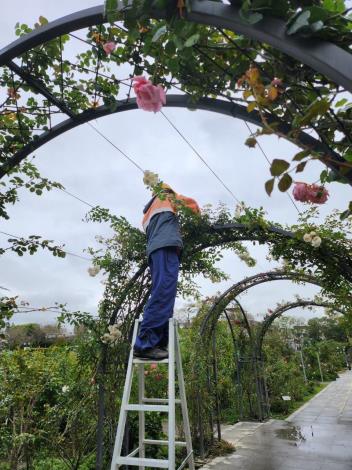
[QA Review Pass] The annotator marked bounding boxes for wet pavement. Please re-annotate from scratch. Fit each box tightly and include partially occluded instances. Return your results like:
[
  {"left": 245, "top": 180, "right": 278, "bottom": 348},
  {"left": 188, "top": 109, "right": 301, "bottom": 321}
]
[{"left": 201, "top": 370, "right": 352, "bottom": 470}]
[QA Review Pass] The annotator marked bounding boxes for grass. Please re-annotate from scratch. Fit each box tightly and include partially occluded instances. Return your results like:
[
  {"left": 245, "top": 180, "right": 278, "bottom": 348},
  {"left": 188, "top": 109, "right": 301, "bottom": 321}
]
[{"left": 270, "top": 381, "right": 329, "bottom": 420}]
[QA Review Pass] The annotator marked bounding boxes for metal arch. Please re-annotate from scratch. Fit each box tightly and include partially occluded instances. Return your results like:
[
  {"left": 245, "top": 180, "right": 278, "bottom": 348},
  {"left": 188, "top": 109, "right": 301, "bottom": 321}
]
[
  {"left": 0, "top": 95, "right": 348, "bottom": 180},
  {"left": 0, "top": 2, "right": 351, "bottom": 93},
  {"left": 200, "top": 270, "right": 323, "bottom": 336},
  {"left": 0, "top": 6, "right": 104, "bottom": 65},
  {"left": 257, "top": 299, "right": 345, "bottom": 351},
  {"left": 206, "top": 223, "right": 352, "bottom": 282}
]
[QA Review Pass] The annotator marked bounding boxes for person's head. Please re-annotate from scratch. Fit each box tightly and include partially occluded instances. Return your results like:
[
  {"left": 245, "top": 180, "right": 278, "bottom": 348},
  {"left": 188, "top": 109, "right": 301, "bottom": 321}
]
[{"left": 161, "top": 182, "right": 175, "bottom": 193}]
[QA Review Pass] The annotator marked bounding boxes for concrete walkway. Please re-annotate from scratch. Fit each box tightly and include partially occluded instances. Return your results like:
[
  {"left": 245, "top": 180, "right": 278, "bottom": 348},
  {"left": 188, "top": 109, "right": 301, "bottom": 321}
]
[{"left": 201, "top": 370, "right": 352, "bottom": 470}]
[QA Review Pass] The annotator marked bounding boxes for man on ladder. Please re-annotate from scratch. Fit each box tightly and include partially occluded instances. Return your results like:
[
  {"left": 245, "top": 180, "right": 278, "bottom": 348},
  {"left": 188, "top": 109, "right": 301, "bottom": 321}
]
[{"left": 134, "top": 180, "right": 200, "bottom": 361}]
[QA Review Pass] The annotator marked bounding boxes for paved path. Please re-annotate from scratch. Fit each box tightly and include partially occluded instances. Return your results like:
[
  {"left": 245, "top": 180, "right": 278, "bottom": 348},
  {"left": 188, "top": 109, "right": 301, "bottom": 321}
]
[{"left": 201, "top": 370, "right": 352, "bottom": 470}]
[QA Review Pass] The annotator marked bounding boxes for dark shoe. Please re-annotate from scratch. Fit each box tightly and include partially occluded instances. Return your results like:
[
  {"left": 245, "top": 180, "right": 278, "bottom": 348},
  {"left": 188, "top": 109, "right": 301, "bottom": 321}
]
[{"left": 134, "top": 347, "right": 168, "bottom": 361}]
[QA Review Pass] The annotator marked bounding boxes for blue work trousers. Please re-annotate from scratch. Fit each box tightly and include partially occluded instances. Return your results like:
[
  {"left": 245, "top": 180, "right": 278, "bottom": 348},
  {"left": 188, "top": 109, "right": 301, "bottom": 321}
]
[{"left": 135, "top": 247, "right": 180, "bottom": 351}]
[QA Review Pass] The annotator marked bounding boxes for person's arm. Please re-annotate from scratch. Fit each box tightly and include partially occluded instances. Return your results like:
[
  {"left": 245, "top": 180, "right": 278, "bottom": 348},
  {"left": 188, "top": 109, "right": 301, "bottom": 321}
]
[{"left": 176, "top": 194, "right": 201, "bottom": 214}]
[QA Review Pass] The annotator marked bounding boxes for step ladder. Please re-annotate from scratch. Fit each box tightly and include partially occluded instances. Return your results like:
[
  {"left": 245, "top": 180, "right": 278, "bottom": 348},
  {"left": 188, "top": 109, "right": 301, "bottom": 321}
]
[{"left": 111, "top": 318, "right": 195, "bottom": 470}]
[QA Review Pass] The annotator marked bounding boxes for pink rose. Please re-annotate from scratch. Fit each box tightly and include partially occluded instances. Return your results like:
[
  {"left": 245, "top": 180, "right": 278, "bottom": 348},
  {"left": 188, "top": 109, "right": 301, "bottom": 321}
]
[
  {"left": 103, "top": 41, "right": 116, "bottom": 55},
  {"left": 292, "top": 182, "right": 310, "bottom": 202},
  {"left": 293, "top": 182, "right": 329, "bottom": 204},
  {"left": 133, "top": 76, "right": 149, "bottom": 92},
  {"left": 132, "top": 76, "right": 166, "bottom": 113},
  {"left": 271, "top": 77, "right": 283, "bottom": 87},
  {"left": 307, "top": 184, "right": 329, "bottom": 204}
]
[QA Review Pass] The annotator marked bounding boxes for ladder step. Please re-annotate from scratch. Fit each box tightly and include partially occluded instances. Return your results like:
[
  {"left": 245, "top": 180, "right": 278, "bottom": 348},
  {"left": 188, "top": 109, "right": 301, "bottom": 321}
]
[
  {"left": 125, "top": 404, "right": 168, "bottom": 412},
  {"left": 115, "top": 457, "right": 169, "bottom": 468},
  {"left": 143, "top": 398, "right": 181, "bottom": 404},
  {"left": 144, "top": 439, "right": 187, "bottom": 447},
  {"left": 133, "top": 358, "right": 169, "bottom": 364}
]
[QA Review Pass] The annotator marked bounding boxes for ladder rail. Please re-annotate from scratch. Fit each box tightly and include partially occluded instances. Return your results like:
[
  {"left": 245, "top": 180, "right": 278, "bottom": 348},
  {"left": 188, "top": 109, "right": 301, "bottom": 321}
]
[
  {"left": 168, "top": 318, "right": 176, "bottom": 470},
  {"left": 177, "top": 451, "right": 194, "bottom": 470},
  {"left": 176, "top": 326, "right": 195, "bottom": 470},
  {"left": 138, "top": 363, "right": 145, "bottom": 470},
  {"left": 110, "top": 321, "right": 139, "bottom": 470}
]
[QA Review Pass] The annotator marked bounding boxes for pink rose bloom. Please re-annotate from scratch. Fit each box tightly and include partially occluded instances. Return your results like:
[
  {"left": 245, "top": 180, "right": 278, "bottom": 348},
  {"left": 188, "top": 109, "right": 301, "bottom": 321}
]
[
  {"left": 307, "top": 184, "right": 329, "bottom": 204},
  {"left": 292, "top": 182, "right": 310, "bottom": 202},
  {"left": 293, "top": 182, "right": 329, "bottom": 204},
  {"left": 103, "top": 41, "right": 116, "bottom": 55},
  {"left": 132, "top": 76, "right": 166, "bottom": 113},
  {"left": 271, "top": 77, "right": 283, "bottom": 87}
]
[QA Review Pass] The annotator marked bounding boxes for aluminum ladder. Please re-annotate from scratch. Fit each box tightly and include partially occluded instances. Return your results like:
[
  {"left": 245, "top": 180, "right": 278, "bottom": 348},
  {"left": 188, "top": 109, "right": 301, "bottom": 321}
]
[{"left": 110, "top": 318, "right": 195, "bottom": 470}]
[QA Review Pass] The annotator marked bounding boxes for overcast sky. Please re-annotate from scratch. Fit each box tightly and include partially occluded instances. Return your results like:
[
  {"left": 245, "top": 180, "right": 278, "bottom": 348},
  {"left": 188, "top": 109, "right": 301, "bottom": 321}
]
[{"left": 1, "top": 0, "right": 351, "bottom": 327}]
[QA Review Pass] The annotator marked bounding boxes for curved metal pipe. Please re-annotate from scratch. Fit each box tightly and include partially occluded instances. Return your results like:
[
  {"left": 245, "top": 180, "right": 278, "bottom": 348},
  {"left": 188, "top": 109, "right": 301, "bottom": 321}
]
[
  {"left": 0, "top": 2, "right": 351, "bottom": 93},
  {"left": 200, "top": 271, "right": 322, "bottom": 336},
  {"left": 0, "top": 95, "right": 347, "bottom": 180},
  {"left": 257, "top": 299, "right": 345, "bottom": 351}
]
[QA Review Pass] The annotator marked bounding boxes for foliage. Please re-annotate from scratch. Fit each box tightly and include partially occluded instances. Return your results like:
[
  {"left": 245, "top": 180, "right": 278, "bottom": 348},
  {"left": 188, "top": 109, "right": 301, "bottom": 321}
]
[
  {"left": 0, "top": 296, "right": 17, "bottom": 330},
  {"left": 0, "top": 345, "right": 96, "bottom": 470},
  {"left": 0, "top": 305, "right": 349, "bottom": 467},
  {"left": 0, "top": 232, "right": 66, "bottom": 258}
]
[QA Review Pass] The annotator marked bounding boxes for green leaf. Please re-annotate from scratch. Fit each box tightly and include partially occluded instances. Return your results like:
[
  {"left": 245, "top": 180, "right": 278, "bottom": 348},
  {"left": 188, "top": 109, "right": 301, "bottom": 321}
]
[
  {"left": 247, "top": 102, "right": 256, "bottom": 112},
  {"left": 320, "top": 169, "right": 329, "bottom": 183},
  {"left": 184, "top": 33, "right": 200, "bottom": 48},
  {"left": 293, "top": 150, "right": 310, "bottom": 161},
  {"left": 309, "top": 6, "right": 332, "bottom": 23},
  {"left": 296, "top": 161, "right": 307, "bottom": 173},
  {"left": 167, "top": 57, "right": 180, "bottom": 74},
  {"left": 340, "top": 202, "right": 352, "bottom": 220},
  {"left": 344, "top": 151, "right": 352, "bottom": 162},
  {"left": 309, "top": 20, "right": 324, "bottom": 33},
  {"left": 297, "top": 99, "right": 330, "bottom": 127},
  {"left": 104, "top": 0, "right": 118, "bottom": 24},
  {"left": 173, "top": 36, "right": 184, "bottom": 50},
  {"left": 152, "top": 25, "right": 167, "bottom": 42},
  {"left": 39, "top": 16, "right": 48, "bottom": 26},
  {"left": 270, "top": 0, "right": 291, "bottom": 17},
  {"left": 335, "top": 98, "right": 348, "bottom": 108},
  {"left": 287, "top": 10, "right": 311, "bottom": 35},
  {"left": 322, "top": 0, "right": 345, "bottom": 14},
  {"left": 278, "top": 173, "right": 293, "bottom": 192},
  {"left": 326, "top": 170, "right": 349, "bottom": 184},
  {"left": 265, "top": 178, "right": 275, "bottom": 196},
  {"left": 245, "top": 137, "right": 257, "bottom": 148},
  {"left": 270, "top": 159, "right": 290, "bottom": 177},
  {"left": 239, "top": 10, "right": 264, "bottom": 24}
]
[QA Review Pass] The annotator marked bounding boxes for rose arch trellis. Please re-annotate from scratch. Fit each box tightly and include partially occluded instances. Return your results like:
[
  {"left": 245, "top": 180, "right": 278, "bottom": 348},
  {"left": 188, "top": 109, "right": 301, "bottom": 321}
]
[
  {"left": 210, "top": 299, "right": 343, "bottom": 431},
  {"left": 198, "top": 269, "right": 346, "bottom": 427},
  {"left": 0, "top": 1, "right": 352, "bottom": 182}
]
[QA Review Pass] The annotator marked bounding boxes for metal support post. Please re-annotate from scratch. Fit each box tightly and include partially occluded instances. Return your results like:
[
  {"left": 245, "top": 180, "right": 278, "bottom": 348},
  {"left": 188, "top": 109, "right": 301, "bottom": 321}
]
[{"left": 316, "top": 352, "right": 324, "bottom": 383}]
